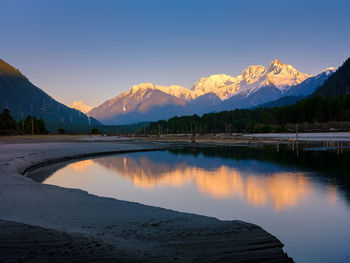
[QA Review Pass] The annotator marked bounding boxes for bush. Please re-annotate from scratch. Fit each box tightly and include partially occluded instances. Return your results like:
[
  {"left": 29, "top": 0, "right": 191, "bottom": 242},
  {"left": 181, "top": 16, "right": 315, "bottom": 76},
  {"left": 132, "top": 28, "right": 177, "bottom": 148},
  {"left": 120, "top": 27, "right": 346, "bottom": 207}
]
[
  {"left": 90, "top": 128, "right": 100, "bottom": 134},
  {"left": 0, "top": 109, "right": 16, "bottom": 130}
]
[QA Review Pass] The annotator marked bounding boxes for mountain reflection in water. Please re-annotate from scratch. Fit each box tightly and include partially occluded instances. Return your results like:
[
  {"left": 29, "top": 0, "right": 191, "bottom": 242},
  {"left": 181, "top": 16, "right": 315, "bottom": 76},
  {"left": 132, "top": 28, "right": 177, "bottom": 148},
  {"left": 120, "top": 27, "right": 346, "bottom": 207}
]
[
  {"left": 29, "top": 146, "right": 350, "bottom": 263},
  {"left": 70, "top": 159, "right": 94, "bottom": 172},
  {"left": 89, "top": 156, "right": 312, "bottom": 212}
]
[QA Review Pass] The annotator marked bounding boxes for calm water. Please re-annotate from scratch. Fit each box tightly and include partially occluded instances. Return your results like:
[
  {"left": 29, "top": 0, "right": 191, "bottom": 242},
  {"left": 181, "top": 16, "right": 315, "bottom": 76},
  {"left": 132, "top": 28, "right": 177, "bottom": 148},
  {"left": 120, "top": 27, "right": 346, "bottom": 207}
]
[{"left": 28, "top": 146, "right": 350, "bottom": 263}]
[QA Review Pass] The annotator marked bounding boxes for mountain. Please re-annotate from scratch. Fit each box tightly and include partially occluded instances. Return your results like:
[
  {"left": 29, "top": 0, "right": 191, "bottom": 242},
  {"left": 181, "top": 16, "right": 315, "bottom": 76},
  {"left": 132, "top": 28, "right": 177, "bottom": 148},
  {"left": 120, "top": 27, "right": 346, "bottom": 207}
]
[
  {"left": 187, "top": 92, "right": 222, "bottom": 115},
  {"left": 218, "top": 85, "right": 284, "bottom": 111},
  {"left": 88, "top": 83, "right": 188, "bottom": 124},
  {"left": 216, "top": 59, "right": 311, "bottom": 111},
  {"left": 253, "top": 96, "right": 305, "bottom": 109},
  {"left": 313, "top": 58, "right": 350, "bottom": 97},
  {"left": 89, "top": 59, "right": 332, "bottom": 124},
  {"left": 0, "top": 59, "right": 100, "bottom": 129},
  {"left": 253, "top": 67, "right": 336, "bottom": 109},
  {"left": 285, "top": 67, "right": 335, "bottom": 97},
  {"left": 191, "top": 74, "right": 240, "bottom": 100},
  {"left": 70, "top": 101, "right": 93, "bottom": 114},
  {"left": 190, "top": 60, "right": 310, "bottom": 100}
]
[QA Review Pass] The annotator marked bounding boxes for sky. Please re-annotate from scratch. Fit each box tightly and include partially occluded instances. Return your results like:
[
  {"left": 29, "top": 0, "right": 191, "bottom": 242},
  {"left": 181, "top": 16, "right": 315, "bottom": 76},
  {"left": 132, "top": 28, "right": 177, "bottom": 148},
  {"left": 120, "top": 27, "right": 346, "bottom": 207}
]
[{"left": 1, "top": 0, "right": 350, "bottom": 107}]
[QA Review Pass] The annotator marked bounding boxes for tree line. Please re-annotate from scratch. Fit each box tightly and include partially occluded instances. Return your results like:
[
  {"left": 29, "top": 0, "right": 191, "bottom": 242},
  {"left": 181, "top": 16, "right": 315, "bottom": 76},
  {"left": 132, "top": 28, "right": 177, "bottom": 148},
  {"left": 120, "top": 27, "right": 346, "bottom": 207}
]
[
  {"left": 143, "top": 95, "right": 350, "bottom": 134},
  {"left": 0, "top": 109, "right": 47, "bottom": 135}
]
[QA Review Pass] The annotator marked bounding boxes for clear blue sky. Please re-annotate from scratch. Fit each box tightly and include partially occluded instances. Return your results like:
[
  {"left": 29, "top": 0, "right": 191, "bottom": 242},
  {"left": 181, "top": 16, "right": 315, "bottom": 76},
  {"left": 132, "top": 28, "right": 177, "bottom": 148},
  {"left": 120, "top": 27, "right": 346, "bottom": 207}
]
[{"left": 1, "top": 0, "right": 349, "bottom": 107}]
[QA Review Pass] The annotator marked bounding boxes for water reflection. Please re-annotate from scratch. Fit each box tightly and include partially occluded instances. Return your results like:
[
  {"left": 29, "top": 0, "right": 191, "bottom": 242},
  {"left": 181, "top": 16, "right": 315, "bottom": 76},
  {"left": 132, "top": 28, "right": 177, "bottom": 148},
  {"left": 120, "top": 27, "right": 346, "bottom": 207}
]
[
  {"left": 70, "top": 154, "right": 314, "bottom": 212},
  {"left": 28, "top": 147, "right": 350, "bottom": 263},
  {"left": 70, "top": 159, "right": 94, "bottom": 172}
]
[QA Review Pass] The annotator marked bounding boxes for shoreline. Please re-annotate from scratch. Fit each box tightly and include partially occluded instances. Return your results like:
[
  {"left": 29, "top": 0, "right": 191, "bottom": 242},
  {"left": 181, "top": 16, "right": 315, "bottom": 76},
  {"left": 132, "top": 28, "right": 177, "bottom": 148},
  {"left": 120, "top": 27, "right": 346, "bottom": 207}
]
[
  {"left": 0, "top": 136, "right": 292, "bottom": 262},
  {"left": 22, "top": 148, "right": 163, "bottom": 176}
]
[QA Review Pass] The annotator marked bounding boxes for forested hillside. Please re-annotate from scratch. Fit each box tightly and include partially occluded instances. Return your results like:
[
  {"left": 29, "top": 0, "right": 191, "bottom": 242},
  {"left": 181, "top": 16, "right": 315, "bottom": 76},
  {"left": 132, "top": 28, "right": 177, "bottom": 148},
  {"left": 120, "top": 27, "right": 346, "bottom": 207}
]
[
  {"left": 313, "top": 58, "right": 350, "bottom": 96},
  {"left": 145, "top": 95, "right": 350, "bottom": 134},
  {"left": 0, "top": 59, "right": 100, "bottom": 128}
]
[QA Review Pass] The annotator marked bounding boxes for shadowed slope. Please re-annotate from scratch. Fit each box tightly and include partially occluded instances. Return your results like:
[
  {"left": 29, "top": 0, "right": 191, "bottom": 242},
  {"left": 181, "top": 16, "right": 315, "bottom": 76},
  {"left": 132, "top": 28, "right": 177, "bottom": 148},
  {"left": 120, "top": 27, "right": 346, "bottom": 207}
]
[
  {"left": 0, "top": 59, "right": 100, "bottom": 126},
  {"left": 313, "top": 58, "right": 350, "bottom": 97}
]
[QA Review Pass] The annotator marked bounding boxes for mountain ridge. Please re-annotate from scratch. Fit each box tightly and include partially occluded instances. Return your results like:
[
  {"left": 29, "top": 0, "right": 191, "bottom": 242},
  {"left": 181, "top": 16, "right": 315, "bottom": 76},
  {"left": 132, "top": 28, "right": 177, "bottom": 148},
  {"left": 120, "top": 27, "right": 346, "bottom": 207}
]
[
  {"left": 89, "top": 59, "right": 332, "bottom": 124},
  {"left": 70, "top": 101, "right": 93, "bottom": 114},
  {"left": 251, "top": 68, "right": 336, "bottom": 109},
  {"left": 313, "top": 58, "right": 350, "bottom": 97},
  {"left": 0, "top": 59, "right": 101, "bottom": 129}
]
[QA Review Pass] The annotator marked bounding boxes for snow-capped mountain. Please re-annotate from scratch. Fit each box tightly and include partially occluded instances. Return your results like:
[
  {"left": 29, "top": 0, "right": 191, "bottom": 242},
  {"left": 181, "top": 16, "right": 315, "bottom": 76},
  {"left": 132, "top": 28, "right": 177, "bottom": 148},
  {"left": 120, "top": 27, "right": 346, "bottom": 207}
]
[
  {"left": 88, "top": 59, "right": 333, "bottom": 124},
  {"left": 88, "top": 83, "right": 188, "bottom": 124},
  {"left": 215, "top": 60, "right": 317, "bottom": 110},
  {"left": 250, "top": 67, "right": 336, "bottom": 109},
  {"left": 237, "top": 59, "right": 310, "bottom": 95},
  {"left": 70, "top": 101, "right": 93, "bottom": 114},
  {"left": 191, "top": 59, "right": 310, "bottom": 100},
  {"left": 191, "top": 74, "right": 240, "bottom": 100},
  {"left": 285, "top": 67, "right": 335, "bottom": 97}
]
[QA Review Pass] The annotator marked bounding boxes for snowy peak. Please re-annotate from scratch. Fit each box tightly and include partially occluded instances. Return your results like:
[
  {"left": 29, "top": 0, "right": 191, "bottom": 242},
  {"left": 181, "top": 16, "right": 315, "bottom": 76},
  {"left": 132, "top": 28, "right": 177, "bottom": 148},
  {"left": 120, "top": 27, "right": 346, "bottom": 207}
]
[
  {"left": 322, "top": 67, "right": 336, "bottom": 72},
  {"left": 241, "top": 65, "right": 266, "bottom": 84},
  {"left": 267, "top": 59, "right": 285, "bottom": 73},
  {"left": 268, "top": 58, "right": 284, "bottom": 68},
  {"left": 129, "top": 82, "right": 159, "bottom": 94},
  {"left": 70, "top": 101, "right": 93, "bottom": 114},
  {"left": 284, "top": 66, "right": 335, "bottom": 97},
  {"left": 191, "top": 59, "right": 311, "bottom": 99},
  {"left": 192, "top": 74, "right": 236, "bottom": 91},
  {"left": 322, "top": 67, "right": 336, "bottom": 75},
  {"left": 110, "top": 59, "right": 313, "bottom": 103},
  {"left": 191, "top": 74, "right": 239, "bottom": 99},
  {"left": 128, "top": 82, "right": 194, "bottom": 101},
  {"left": 88, "top": 59, "right": 337, "bottom": 124},
  {"left": 88, "top": 59, "right": 333, "bottom": 124},
  {"left": 88, "top": 82, "right": 188, "bottom": 123},
  {"left": 263, "top": 59, "right": 310, "bottom": 89}
]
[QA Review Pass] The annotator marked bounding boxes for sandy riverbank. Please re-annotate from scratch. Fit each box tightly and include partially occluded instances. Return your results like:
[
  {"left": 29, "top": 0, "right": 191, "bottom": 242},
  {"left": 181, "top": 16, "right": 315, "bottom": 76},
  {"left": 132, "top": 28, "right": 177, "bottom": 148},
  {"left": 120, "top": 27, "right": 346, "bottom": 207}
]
[
  {"left": 140, "top": 132, "right": 350, "bottom": 148},
  {"left": 0, "top": 135, "right": 292, "bottom": 262}
]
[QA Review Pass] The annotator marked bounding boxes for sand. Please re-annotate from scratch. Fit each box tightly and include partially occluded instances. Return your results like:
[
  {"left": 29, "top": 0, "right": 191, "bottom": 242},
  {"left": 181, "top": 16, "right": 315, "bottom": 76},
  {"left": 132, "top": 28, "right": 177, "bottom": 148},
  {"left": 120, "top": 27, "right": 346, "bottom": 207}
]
[
  {"left": 0, "top": 135, "right": 292, "bottom": 262},
  {"left": 242, "top": 132, "right": 350, "bottom": 142}
]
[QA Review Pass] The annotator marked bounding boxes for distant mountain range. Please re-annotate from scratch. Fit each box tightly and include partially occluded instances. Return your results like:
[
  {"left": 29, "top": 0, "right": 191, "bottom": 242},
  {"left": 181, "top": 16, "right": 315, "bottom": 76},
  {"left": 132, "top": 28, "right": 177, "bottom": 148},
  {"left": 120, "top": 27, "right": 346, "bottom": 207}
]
[
  {"left": 146, "top": 57, "right": 350, "bottom": 135},
  {"left": 70, "top": 101, "right": 93, "bottom": 114},
  {"left": 0, "top": 59, "right": 100, "bottom": 129},
  {"left": 87, "top": 59, "right": 335, "bottom": 124},
  {"left": 254, "top": 67, "right": 336, "bottom": 109},
  {"left": 0, "top": 57, "right": 338, "bottom": 128}
]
